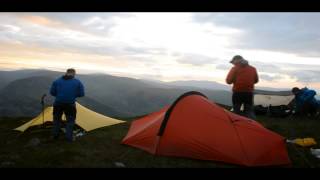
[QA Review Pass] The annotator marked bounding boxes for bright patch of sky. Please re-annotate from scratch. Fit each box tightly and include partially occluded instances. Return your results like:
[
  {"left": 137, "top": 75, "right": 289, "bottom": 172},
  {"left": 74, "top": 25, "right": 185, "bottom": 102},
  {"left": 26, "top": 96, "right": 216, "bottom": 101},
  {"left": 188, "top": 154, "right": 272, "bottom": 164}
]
[{"left": 0, "top": 13, "right": 320, "bottom": 91}]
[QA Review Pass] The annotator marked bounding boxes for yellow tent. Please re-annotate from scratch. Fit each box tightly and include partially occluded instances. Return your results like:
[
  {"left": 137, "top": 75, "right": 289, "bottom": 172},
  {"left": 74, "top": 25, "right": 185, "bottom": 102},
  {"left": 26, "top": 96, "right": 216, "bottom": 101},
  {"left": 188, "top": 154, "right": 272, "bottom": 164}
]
[{"left": 14, "top": 103, "right": 125, "bottom": 132}]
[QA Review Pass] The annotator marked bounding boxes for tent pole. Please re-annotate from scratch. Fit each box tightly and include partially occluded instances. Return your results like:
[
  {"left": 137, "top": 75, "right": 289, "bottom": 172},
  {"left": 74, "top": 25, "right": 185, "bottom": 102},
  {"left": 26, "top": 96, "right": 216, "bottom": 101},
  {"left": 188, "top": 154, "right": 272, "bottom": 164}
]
[
  {"left": 41, "top": 94, "right": 46, "bottom": 128},
  {"left": 42, "top": 104, "right": 44, "bottom": 127}
]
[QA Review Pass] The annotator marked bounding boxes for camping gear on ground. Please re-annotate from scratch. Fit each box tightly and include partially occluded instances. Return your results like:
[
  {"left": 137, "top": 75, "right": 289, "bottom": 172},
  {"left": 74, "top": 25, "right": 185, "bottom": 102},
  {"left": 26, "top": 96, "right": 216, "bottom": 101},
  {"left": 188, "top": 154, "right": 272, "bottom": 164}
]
[
  {"left": 310, "top": 148, "right": 320, "bottom": 159},
  {"left": 254, "top": 90, "right": 294, "bottom": 117},
  {"left": 14, "top": 102, "right": 125, "bottom": 132},
  {"left": 60, "top": 128, "right": 84, "bottom": 138},
  {"left": 122, "top": 91, "right": 291, "bottom": 167},
  {"left": 114, "top": 162, "right": 126, "bottom": 168},
  {"left": 75, "top": 131, "right": 86, "bottom": 138},
  {"left": 268, "top": 105, "right": 292, "bottom": 117},
  {"left": 286, "top": 138, "right": 317, "bottom": 147}
]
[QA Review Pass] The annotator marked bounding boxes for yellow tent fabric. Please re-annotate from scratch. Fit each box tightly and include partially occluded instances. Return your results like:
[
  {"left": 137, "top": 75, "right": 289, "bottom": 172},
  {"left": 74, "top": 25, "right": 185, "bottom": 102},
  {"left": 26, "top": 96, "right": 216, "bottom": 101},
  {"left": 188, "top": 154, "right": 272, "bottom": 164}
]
[
  {"left": 293, "top": 138, "right": 317, "bottom": 147},
  {"left": 14, "top": 103, "right": 125, "bottom": 132}
]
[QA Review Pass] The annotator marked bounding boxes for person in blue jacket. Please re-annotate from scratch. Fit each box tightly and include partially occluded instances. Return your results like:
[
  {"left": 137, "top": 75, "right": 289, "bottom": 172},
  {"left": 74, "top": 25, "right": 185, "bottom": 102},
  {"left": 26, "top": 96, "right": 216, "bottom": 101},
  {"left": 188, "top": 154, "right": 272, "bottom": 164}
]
[
  {"left": 50, "top": 68, "right": 85, "bottom": 142},
  {"left": 292, "top": 87, "right": 320, "bottom": 116}
]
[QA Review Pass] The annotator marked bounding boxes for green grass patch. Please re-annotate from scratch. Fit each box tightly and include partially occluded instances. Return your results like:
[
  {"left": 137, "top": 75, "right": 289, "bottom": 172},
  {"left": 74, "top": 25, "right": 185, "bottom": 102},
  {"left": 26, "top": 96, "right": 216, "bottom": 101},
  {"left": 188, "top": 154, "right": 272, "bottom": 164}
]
[{"left": 0, "top": 115, "right": 319, "bottom": 168}]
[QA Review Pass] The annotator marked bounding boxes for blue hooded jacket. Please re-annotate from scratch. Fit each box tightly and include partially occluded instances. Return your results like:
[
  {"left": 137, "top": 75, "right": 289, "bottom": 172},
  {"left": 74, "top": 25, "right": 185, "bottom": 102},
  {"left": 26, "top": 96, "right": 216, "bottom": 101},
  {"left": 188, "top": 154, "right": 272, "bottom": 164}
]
[
  {"left": 294, "top": 87, "right": 320, "bottom": 111},
  {"left": 50, "top": 75, "right": 85, "bottom": 104}
]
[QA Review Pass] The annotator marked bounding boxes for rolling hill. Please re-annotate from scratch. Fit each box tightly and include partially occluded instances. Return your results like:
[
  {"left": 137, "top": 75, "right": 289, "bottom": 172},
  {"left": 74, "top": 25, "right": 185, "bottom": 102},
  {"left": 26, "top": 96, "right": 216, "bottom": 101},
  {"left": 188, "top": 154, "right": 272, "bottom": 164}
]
[
  {"left": 0, "top": 76, "right": 128, "bottom": 118},
  {"left": 0, "top": 69, "right": 232, "bottom": 118}
]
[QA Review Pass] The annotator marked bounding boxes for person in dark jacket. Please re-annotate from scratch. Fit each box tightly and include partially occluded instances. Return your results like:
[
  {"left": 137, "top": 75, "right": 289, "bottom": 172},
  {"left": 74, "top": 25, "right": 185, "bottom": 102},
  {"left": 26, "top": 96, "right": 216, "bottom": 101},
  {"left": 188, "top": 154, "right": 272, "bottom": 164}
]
[
  {"left": 292, "top": 87, "right": 320, "bottom": 116},
  {"left": 50, "top": 68, "right": 85, "bottom": 142},
  {"left": 226, "top": 55, "right": 259, "bottom": 120}
]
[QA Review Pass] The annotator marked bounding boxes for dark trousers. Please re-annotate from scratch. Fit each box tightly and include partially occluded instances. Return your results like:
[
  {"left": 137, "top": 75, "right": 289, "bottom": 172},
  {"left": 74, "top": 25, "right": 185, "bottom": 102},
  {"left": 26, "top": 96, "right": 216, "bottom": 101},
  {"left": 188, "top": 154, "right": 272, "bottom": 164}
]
[
  {"left": 232, "top": 92, "right": 256, "bottom": 120},
  {"left": 52, "top": 103, "right": 77, "bottom": 141},
  {"left": 299, "top": 102, "right": 319, "bottom": 116}
]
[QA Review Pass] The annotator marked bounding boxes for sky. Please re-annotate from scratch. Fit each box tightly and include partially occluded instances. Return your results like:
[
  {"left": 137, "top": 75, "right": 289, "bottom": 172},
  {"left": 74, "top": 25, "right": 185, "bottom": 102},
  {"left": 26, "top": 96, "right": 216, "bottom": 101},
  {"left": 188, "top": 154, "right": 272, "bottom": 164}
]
[{"left": 0, "top": 12, "right": 320, "bottom": 91}]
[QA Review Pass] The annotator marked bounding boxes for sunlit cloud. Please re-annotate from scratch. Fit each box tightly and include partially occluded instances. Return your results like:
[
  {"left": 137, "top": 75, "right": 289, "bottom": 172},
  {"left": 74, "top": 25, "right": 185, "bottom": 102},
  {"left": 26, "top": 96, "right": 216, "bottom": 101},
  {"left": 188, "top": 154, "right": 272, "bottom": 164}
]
[{"left": 0, "top": 13, "right": 320, "bottom": 91}]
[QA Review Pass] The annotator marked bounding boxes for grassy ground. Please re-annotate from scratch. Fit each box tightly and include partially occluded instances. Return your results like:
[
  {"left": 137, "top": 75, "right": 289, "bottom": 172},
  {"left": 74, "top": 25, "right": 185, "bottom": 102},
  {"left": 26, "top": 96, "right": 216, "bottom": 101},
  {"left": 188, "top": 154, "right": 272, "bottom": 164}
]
[{"left": 0, "top": 115, "right": 319, "bottom": 168}]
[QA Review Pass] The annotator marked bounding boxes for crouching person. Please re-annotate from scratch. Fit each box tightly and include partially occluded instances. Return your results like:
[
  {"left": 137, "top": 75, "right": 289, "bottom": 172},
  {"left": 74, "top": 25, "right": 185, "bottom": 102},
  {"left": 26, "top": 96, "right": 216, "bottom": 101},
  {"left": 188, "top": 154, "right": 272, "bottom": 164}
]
[
  {"left": 292, "top": 87, "right": 320, "bottom": 117},
  {"left": 50, "top": 68, "right": 85, "bottom": 142}
]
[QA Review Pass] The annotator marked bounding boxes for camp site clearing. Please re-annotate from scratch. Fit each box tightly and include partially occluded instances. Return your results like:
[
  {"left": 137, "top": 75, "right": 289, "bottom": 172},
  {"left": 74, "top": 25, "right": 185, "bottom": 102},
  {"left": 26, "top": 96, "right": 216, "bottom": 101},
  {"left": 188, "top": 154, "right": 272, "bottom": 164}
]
[{"left": 0, "top": 115, "right": 320, "bottom": 168}]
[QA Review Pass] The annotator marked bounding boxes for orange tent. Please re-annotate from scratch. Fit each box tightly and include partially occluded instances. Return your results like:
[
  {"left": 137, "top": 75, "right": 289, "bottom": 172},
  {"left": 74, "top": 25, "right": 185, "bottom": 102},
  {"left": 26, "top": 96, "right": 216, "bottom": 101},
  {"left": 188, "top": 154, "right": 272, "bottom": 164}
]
[{"left": 122, "top": 91, "right": 291, "bottom": 167}]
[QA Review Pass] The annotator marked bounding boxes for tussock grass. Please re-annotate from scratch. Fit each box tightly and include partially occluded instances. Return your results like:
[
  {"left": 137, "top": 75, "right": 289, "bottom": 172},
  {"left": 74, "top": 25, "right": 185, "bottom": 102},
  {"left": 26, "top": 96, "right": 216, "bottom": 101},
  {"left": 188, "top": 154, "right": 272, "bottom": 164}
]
[{"left": 0, "top": 115, "right": 319, "bottom": 168}]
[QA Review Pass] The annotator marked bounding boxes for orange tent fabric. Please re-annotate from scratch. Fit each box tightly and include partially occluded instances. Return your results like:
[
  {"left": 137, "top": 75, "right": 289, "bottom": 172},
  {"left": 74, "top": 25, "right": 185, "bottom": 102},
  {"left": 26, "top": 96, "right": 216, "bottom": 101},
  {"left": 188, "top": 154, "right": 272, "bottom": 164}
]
[{"left": 122, "top": 91, "right": 291, "bottom": 167}]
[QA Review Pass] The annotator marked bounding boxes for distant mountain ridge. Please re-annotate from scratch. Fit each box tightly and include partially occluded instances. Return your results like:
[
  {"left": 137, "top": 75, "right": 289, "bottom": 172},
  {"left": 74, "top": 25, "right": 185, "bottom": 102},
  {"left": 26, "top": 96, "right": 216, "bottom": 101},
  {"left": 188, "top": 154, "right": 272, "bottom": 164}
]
[
  {"left": 0, "top": 69, "right": 232, "bottom": 118},
  {"left": 141, "top": 79, "right": 291, "bottom": 92},
  {"left": 0, "top": 69, "right": 297, "bottom": 118},
  {"left": 167, "top": 80, "right": 231, "bottom": 91}
]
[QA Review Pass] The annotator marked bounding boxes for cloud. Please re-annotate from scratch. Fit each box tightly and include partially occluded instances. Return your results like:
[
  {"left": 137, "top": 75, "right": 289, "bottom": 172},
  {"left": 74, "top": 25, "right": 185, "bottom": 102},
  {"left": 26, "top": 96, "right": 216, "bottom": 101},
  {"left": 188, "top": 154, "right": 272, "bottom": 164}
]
[
  {"left": 1, "top": 12, "right": 320, "bottom": 87},
  {"left": 15, "top": 13, "right": 134, "bottom": 36},
  {"left": 0, "top": 23, "right": 126, "bottom": 58},
  {"left": 215, "top": 64, "right": 230, "bottom": 70},
  {"left": 192, "top": 13, "right": 320, "bottom": 57},
  {"left": 0, "top": 24, "right": 20, "bottom": 33},
  {"left": 20, "top": 15, "right": 63, "bottom": 28},
  {"left": 0, "top": 13, "right": 134, "bottom": 47},
  {"left": 122, "top": 46, "right": 167, "bottom": 55},
  {"left": 176, "top": 54, "right": 217, "bottom": 66},
  {"left": 0, "top": 13, "right": 169, "bottom": 60},
  {"left": 259, "top": 74, "right": 274, "bottom": 81},
  {"left": 259, "top": 74, "right": 284, "bottom": 81},
  {"left": 250, "top": 61, "right": 283, "bottom": 74},
  {"left": 287, "top": 70, "right": 320, "bottom": 83},
  {"left": 249, "top": 61, "right": 320, "bottom": 83}
]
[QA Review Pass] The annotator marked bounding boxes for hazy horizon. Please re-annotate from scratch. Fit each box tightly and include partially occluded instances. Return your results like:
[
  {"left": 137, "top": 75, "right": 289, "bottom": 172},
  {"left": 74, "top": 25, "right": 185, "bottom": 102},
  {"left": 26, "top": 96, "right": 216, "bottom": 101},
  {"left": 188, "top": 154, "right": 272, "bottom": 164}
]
[{"left": 0, "top": 67, "right": 299, "bottom": 92}]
